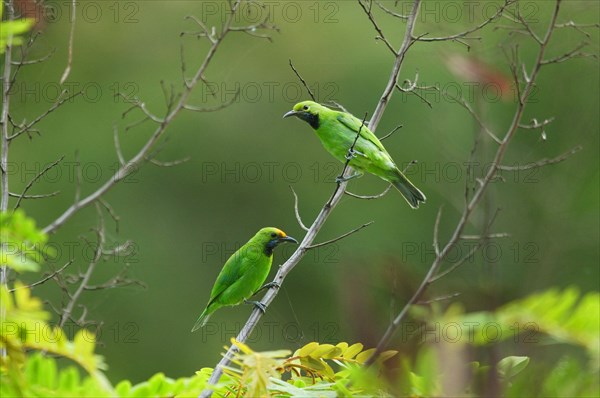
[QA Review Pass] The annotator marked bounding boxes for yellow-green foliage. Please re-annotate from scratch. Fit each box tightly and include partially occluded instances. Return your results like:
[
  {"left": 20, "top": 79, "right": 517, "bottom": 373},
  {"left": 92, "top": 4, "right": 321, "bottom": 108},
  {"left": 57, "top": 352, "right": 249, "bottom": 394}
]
[
  {"left": 0, "top": 282, "right": 110, "bottom": 396},
  {"left": 0, "top": 210, "right": 54, "bottom": 273},
  {"left": 435, "top": 287, "right": 600, "bottom": 365},
  {"left": 221, "top": 339, "right": 397, "bottom": 397},
  {"left": 1, "top": 211, "right": 598, "bottom": 397},
  {"left": 0, "top": 6, "right": 34, "bottom": 53}
]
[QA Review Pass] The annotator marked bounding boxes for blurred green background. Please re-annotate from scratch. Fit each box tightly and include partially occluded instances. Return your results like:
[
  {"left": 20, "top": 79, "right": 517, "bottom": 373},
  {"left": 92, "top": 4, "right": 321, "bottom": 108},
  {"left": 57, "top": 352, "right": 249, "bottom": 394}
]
[{"left": 7, "top": 0, "right": 599, "bottom": 384}]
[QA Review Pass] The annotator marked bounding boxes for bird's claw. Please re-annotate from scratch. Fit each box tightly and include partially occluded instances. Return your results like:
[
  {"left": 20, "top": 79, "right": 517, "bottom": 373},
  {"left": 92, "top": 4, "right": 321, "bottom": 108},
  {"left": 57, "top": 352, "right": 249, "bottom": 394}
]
[
  {"left": 261, "top": 281, "right": 281, "bottom": 290},
  {"left": 345, "top": 149, "right": 365, "bottom": 160},
  {"left": 244, "top": 299, "right": 267, "bottom": 313},
  {"left": 336, "top": 172, "right": 363, "bottom": 184}
]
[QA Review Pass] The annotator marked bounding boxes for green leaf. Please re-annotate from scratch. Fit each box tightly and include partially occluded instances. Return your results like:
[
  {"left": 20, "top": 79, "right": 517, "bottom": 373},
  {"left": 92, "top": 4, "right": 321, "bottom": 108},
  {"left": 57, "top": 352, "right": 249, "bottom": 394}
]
[
  {"left": 355, "top": 348, "right": 376, "bottom": 364},
  {"left": 498, "top": 356, "right": 530, "bottom": 379},
  {"left": 342, "top": 343, "right": 363, "bottom": 360}
]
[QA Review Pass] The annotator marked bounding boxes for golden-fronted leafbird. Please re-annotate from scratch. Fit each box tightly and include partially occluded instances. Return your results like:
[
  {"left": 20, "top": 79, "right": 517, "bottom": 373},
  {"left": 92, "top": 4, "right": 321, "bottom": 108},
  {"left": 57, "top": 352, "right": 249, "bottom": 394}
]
[
  {"left": 284, "top": 101, "right": 426, "bottom": 208},
  {"left": 192, "top": 227, "right": 297, "bottom": 332}
]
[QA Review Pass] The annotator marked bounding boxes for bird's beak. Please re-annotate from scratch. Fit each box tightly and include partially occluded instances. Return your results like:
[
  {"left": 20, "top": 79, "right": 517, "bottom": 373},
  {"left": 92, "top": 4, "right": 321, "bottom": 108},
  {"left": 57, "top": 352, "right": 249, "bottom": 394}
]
[
  {"left": 279, "top": 236, "right": 298, "bottom": 244},
  {"left": 283, "top": 110, "right": 298, "bottom": 119}
]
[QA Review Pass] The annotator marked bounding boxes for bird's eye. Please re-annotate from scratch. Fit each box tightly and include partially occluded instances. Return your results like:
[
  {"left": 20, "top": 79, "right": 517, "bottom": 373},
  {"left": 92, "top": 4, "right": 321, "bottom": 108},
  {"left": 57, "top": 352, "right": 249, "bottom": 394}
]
[
  {"left": 271, "top": 232, "right": 277, "bottom": 238},
  {"left": 302, "top": 105, "right": 309, "bottom": 111}
]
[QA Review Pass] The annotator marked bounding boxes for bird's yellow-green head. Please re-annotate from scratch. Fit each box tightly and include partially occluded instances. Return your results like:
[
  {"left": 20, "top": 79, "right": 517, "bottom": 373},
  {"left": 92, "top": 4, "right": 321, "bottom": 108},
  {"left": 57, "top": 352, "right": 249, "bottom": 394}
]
[
  {"left": 254, "top": 227, "right": 298, "bottom": 256},
  {"left": 283, "top": 100, "right": 329, "bottom": 129}
]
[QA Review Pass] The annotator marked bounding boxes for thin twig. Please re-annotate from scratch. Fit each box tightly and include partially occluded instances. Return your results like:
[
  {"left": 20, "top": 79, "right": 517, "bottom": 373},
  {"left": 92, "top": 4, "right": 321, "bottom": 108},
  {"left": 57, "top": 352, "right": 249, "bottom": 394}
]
[
  {"left": 433, "top": 206, "right": 443, "bottom": 256},
  {"left": 415, "top": 0, "right": 514, "bottom": 45},
  {"left": 417, "top": 292, "right": 461, "bottom": 305},
  {"left": 288, "top": 59, "right": 316, "bottom": 101},
  {"left": 289, "top": 186, "right": 309, "bottom": 232},
  {"left": 13, "top": 156, "right": 65, "bottom": 211},
  {"left": 379, "top": 124, "right": 403, "bottom": 141},
  {"left": 365, "top": 0, "right": 565, "bottom": 367},
  {"left": 44, "top": 0, "right": 272, "bottom": 235},
  {"left": 113, "top": 124, "right": 126, "bottom": 166},
  {"left": 9, "top": 261, "right": 74, "bottom": 292},
  {"left": 368, "top": 0, "right": 421, "bottom": 130},
  {"left": 59, "top": 205, "right": 105, "bottom": 328},
  {"left": 59, "top": 0, "right": 77, "bottom": 84},
  {"left": 8, "top": 191, "right": 60, "bottom": 199},
  {"left": 345, "top": 183, "right": 392, "bottom": 200},
  {"left": 358, "top": 0, "right": 397, "bottom": 55},
  {"left": 150, "top": 157, "right": 191, "bottom": 167},
  {"left": 444, "top": 93, "right": 502, "bottom": 144},
  {"left": 306, "top": 221, "right": 374, "bottom": 250},
  {"left": 8, "top": 91, "right": 83, "bottom": 140},
  {"left": 497, "top": 145, "right": 582, "bottom": 171},
  {"left": 200, "top": 2, "right": 424, "bottom": 395},
  {"left": 374, "top": 1, "right": 408, "bottom": 20}
]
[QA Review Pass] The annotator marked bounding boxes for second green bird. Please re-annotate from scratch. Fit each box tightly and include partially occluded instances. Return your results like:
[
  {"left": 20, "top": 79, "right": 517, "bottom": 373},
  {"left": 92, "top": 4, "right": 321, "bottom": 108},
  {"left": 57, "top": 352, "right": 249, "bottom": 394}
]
[
  {"left": 284, "top": 101, "right": 426, "bottom": 209},
  {"left": 192, "top": 227, "right": 297, "bottom": 332}
]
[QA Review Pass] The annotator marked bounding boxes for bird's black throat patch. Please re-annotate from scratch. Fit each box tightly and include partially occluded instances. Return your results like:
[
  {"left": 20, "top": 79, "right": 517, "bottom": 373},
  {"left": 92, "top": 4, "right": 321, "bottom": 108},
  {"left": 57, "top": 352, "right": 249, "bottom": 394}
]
[
  {"left": 298, "top": 112, "right": 319, "bottom": 129},
  {"left": 264, "top": 239, "right": 278, "bottom": 256}
]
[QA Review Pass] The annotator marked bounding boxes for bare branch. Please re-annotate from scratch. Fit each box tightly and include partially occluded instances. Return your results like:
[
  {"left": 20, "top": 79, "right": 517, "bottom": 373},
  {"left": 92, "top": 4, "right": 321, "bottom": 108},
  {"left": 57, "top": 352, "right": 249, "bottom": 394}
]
[
  {"left": 414, "top": 0, "right": 515, "bottom": 47},
  {"left": 120, "top": 94, "right": 164, "bottom": 124},
  {"left": 288, "top": 59, "right": 316, "bottom": 101},
  {"left": 498, "top": 145, "right": 582, "bottom": 171},
  {"left": 358, "top": 0, "right": 397, "bottom": 55},
  {"left": 365, "top": 0, "right": 566, "bottom": 367},
  {"left": 183, "top": 91, "right": 240, "bottom": 112},
  {"left": 503, "top": 8, "right": 543, "bottom": 45},
  {"left": 444, "top": 92, "right": 503, "bottom": 144},
  {"left": 555, "top": 20, "right": 600, "bottom": 38},
  {"left": 2, "top": 0, "right": 16, "bottom": 218},
  {"left": 460, "top": 233, "right": 511, "bottom": 240},
  {"left": 306, "top": 221, "right": 374, "bottom": 250},
  {"left": 541, "top": 42, "right": 597, "bottom": 65},
  {"left": 374, "top": 1, "right": 408, "bottom": 20},
  {"left": 395, "top": 70, "right": 438, "bottom": 108},
  {"left": 150, "top": 157, "right": 191, "bottom": 167},
  {"left": 8, "top": 91, "right": 83, "bottom": 140},
  {"left": 201, "top": 2, "right": 425, "bottom": 394},
  {"left": 289, "top": 186, "right": 309, "bottom": 232},
  {"left": 379, "top": 124, "right": 403, "bottom": 141},
  {"left": 44, "top": 0, "right": 268, "bottom": 235},
  {"left": 9, "top": 261, "right": 74, "bottom": 292},
  {"left": 98, "top": 198, "right": 121, "bottom": 233},
  {"left": 519, "top": 117, "right": 555, "bottom": 130},
  {"left": 417, "top": 292, "right": 461, "bottom": 305},
  {"left": 113, "top": 124, "right": 126, "bottom": 166},
  {"left": 59, "top": 0, "right": 77, "bottom": 84},
  {"left": 59, "top": 204, "right": 105, "bottom": 328},
  {"left": 182, "top": 15, "right": 217, "bottom": 44},
  {"left": 433, "top": 206, "right": 443, "bottom": 256},
  {"left": 13, "top": 156, "right": 65, "bottom": 211},
  {"left": 345, "top": 183, "right": 392, "bottom": 200},
  {"left": 368, "top": 0, "right": 421, "bottom": 131},
  {"left": 8, "top": 191, "right": 60, "bottom": 200},
  {"left": 11, "top": 48, "right": 55, "bottom": 65}
]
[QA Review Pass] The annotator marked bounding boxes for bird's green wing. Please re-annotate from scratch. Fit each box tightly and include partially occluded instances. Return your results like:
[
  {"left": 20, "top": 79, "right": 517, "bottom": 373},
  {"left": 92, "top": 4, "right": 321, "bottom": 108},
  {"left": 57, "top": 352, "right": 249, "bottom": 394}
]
[
  {"left": 336, "top": 112, "right": 387, "bottom": 153},
  {"left": 206, "top": 253, "right": 245, "bottom": 307}
]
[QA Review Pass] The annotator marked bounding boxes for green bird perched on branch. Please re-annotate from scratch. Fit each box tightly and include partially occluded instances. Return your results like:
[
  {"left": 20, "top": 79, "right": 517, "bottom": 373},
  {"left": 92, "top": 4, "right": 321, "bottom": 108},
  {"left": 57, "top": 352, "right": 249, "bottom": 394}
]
[
  {"left": 192, "top": 227, "right": 298, "bottom": 332},
  {"left": 284, "top": 101, "right": 426, "bottom": 209}
]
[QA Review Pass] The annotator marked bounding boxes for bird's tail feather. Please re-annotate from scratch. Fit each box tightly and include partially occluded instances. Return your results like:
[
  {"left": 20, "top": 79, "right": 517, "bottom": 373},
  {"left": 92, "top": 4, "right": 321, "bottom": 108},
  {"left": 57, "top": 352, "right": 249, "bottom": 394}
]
[
  {"left": 191, "top": 308, "right": 211, "bottom": 332},
  {"left": 390, "top": 170, "right": 426, "bottom": 209}
]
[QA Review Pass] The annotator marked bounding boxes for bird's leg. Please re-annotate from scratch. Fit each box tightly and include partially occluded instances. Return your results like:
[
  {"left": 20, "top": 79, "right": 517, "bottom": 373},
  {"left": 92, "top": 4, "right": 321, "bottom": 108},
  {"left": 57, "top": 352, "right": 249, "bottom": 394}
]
[
  {"left": 345, "top": 148, "right": 366, "bottom": 160},
  {"left": 254, "top": 281, "right": 280, "bottom": 295},
  {"left": 336, "top": 171, "right": 363, "bottom": 184},
  {"left": 244, "top": 299, "right": 267, "bottom": 313}
]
